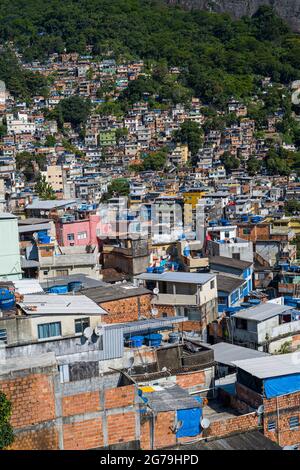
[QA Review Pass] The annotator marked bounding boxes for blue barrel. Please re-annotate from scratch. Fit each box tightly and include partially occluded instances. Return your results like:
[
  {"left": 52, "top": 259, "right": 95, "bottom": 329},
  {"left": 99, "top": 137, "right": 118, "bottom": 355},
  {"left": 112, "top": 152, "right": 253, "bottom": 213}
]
[
  {"left": 68, "top": 281, "right": 83, "bottom": 292},
  {"left": 169, "top": 332, "right": 180, "bottom": 344},
  {"left": 0, "top": 289, "right": 15, "bottom": 310},
  {"left": 47, "top": 285, "right": 68, "bottom": 294},
  {"left": 130, "top": 336, "right": 144, "bottom": 348},
  {"left": 145, "top": 333, "right": 162, "bottom": 347},
  {"left": 146, "top": 267, "right": 155, "bottom": 273},
  {"left": 183, "top": 246, "right": 191, "bottom": 257}
]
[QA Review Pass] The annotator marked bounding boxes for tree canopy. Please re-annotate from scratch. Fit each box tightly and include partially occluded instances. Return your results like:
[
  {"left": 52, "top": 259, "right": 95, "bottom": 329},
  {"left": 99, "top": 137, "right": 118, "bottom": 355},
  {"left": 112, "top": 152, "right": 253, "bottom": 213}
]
[
  {"left": 0, "top": 392, "right": 14, "bottom": 450},
  {"left": 0, "top": 3, "right": 300, "bottom": 105}
]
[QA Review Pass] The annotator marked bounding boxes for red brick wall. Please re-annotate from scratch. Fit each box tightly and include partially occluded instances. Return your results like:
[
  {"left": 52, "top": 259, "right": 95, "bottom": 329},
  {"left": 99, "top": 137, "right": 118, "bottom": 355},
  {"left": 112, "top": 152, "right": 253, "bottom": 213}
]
[
  {"left": 63, "top": 418, "right": 104, "bottom": 450},
  {"left": 140, "top": 415, "right": 151, "bottom": 450},
  {"left": 206, "top": 413, "right": 258, "bottom": 439},
  {"left": 236, "top": 382, "right": 263, "bottom": 409},
  {"left": 104, "top": 385, "right": 135, "bottom": 409},
  {"left": 107, "top": 412, "right": 136, "bottom": 445},
  {"left": 100, "top": 294, "right": 152, "bottom": 324},
  {"left": 9, "top": 427, "right": 59, "bottom": 450},
  {"left": 0, "top": 373, "right": 56, "bottom": 429},
  {"left": 263, "top": 391, "right": 300, "bottom": 447},
  {"left": 62, "top": 391, "right": 101, "bottom": 417},
  {"left": 176, "top": 371, "right": 206, "bottom": 390},
  {"left": 154, "top": 411, "right": 176, "bottom": 449}
]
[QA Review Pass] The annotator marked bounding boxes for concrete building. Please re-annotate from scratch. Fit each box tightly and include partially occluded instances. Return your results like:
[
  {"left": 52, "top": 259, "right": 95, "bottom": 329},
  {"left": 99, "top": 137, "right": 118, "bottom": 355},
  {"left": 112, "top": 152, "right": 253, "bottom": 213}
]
[
  {"left": 136, "top": 271, "right": 218, "bottom": 340},
  {"left": 230, "top": 302, "right": 299, "bottom": 353},
  {"left": 0, "top": 213, "right": 22, "bottom": 280}
]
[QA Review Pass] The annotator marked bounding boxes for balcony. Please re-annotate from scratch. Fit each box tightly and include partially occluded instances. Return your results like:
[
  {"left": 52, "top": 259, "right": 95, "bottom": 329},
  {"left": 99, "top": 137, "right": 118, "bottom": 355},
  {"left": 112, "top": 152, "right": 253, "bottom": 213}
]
[{"left": 152, "top": 293, "right": 198, "bottom": 306}]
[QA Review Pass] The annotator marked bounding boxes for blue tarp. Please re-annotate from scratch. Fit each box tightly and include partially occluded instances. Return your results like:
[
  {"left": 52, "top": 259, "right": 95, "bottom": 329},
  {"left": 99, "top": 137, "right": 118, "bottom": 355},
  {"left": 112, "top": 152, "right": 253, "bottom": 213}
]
[
  {"left": 176, "top": 397, "right": 202, "bottom": 438},
  {"left": 264, "top": 374, "right": 300, "bottom": 399}
]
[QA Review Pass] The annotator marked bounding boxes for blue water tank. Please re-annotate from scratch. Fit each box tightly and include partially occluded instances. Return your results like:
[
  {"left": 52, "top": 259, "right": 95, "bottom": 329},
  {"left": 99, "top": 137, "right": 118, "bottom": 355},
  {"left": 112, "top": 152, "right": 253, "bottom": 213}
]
[
  {"left": 169, "top": 332, "right": 180, "bottom": 344},
  {"left": 68, "top": 281, "right": 83, "bottom": 292},
  {"left": 130, "top": 336, "right": 144, "bottom": 348},
  {"left": 0, "top": 289, "right": 15, "bottom": 310},
  {"left": 145, "top": 333, "right": 162, "bottom": 347},
  {"left": 146, "top": 267, "right": 155, "bottom": 273},
  {"left": 47, "top": 285, "right": 68, "bottom": 294},
  {"left": 241, "top": 215, "right": 249, "bottom": 222},
  {"left": 154, "top": 267, "right": 164, "bottom": 274},
  {"left": 183, "top": 245, "right": 191, "bottom": 257}
]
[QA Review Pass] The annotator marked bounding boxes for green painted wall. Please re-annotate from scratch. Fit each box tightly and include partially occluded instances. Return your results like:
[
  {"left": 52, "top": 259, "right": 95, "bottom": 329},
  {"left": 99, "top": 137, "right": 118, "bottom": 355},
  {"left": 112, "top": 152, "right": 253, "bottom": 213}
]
[{"left": 0, "top": 214, "right": 22, "bottom": 280}]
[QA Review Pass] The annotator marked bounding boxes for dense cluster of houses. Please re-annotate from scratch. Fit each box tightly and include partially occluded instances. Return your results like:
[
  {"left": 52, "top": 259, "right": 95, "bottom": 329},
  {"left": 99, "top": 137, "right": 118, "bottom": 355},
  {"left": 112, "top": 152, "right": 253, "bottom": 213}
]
[{"left": 0, "top": 50, "right": 300, "bottom": 451}]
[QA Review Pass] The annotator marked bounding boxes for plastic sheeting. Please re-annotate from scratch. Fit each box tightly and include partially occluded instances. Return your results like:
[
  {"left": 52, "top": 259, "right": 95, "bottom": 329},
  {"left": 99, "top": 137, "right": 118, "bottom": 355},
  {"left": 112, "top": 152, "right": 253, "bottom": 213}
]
[
  {"left": 264, "top": 374, "right": 300, "bottom": 399},
  {"left": 176, "top": 397, "right": 202, "bottom": 438}
]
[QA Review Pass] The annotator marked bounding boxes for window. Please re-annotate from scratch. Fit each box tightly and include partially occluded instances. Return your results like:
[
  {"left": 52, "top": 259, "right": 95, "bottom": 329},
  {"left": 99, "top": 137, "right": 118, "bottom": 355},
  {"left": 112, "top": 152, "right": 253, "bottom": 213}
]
[
  {"left": 289, "top": 416, "right": 299, "bottom": 430},
  {"left": 233, "top": 253, "right": 241, "bottom": 260},
  {"left": 267, "top": 421, "right": 276, "bottom": 432},
  {"left": 243, "top": 228, "right": 251, "bottom": 235},
  {"left": 38, "top": 322, "right": 61, "bottom": 339},
  {"left": 77, "top": 231, "right": 87, "bottom": 240},
  {"left": 56, "top": 269, "right": 69, "bottom": 277},
  {"left": 75, "top": 318, "right": 90, "bottom": 334},
  {"left": 236, "top": 318, "right": 247, "bottom": 330},
  {"left": 210, "top": 280, "right": 215, "bottom": 289},
  {"left": 218, "top": 296, "right": 227, "bottom": 306},
  {"left": 67, "top": 233, "right": 75, "bottom": 241},
  {"left": 0, "top": 328, "right": 7, "bottom": 344}
]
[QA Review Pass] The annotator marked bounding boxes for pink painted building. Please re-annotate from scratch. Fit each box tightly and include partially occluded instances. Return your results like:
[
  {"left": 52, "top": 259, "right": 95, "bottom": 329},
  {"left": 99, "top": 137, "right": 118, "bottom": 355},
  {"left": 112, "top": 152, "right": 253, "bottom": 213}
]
[{"left": 55, "top": 214, "right": 100, "bottom": 247}]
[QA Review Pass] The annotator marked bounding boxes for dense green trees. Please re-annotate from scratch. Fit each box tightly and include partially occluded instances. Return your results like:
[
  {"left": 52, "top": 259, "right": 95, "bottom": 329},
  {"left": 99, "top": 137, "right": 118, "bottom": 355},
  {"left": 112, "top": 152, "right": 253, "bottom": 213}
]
[
  {"left": 58, "top": 96, "right": 91, "bottom": 129},
  {"left": 174, "top": 121, "right": 203, "bottom": 162},
  {"left": 16, "top": 151, "right": 47, "bottom": 181},
  {"left": 0, "top": 392, "right": 14, "bottom": 449},
  {"left": 101, "top": 178, "right": 130, "bottom": 202},
  {"left": 1, "top": 3, "right": 300, "bottom": 105},
  {"left": 220, "top": 152, "right": 240, "bottom": 172},
  {"left": 0, "top": 50, "right": 48, "bottom": 100},
  {"left": 35, "top": 174, "right": 56, "bottom": 200}
]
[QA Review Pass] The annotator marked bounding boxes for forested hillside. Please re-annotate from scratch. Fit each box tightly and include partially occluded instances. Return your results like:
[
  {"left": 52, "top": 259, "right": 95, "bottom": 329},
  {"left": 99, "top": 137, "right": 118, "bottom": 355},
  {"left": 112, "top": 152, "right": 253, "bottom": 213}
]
[{"left": 1, "top": 1, "right": 300, "bottom": 104}]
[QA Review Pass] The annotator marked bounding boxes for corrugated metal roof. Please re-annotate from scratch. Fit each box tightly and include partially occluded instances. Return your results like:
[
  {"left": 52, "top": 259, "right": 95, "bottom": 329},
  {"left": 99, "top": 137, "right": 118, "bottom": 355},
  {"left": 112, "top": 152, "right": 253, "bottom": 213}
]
[
  {"left": 217, "top": 275, "right": 244, "bottom": 293},
  {"left": 209, "top": 342, "right": 269, "bottom": 367},
  {"left": 136, "top": 272, "right": 216, "bottom": 284},
  {"left": 108, "top": 316, "right": 188, "bottom": 333},
  {"left": 210, "top": 256, "right": 253, "bottom": 270},
  {"left": 18, "top": 223, "right": 51, "bottom": 233},
  {"left": 13, "top": 279, "right": 44, "bottom": 295},
  {"left": 172, "top": 431, "right": 281, "bottom": 450},
  {"left": 26, "top": 199, "right": 77, "bottom": 210},
  {"left": 233, "top": 303, "right": 293, "bottom": 322},
  {"left": 18, "top": 294, "right": 107, "bottom": 316},
  {"left": 142, "top": 384, "right": 202, "bottom": 412},
  {"left": 232, "top": 353, "right": 300, "bottom": 379}
]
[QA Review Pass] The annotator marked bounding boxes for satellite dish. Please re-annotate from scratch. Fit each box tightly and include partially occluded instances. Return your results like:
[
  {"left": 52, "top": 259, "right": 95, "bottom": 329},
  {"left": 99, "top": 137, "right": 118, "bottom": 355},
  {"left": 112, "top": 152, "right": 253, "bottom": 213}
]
[
  {"left": 126, "top": 357, "right": 134, "bottom": 369},
  {"left": 151, "top": 308, "right": 158, "bottom": 316},
  {"left": 201, "top": 418, "right": 211, "bottom": 429},
  {"left": 257, "top": 405, "right": 265, "bottom": 415},
  {"left": 171, "top": 420, "right": 183, "bottom": 433},
  {"left": 94, "top": 325, "right": 103, "bottom": 337},
  {"left": 83, "top": 327, "right": 93, "bottom": 339},
  {"left": 162, "top": 367, "right": 167, "bottom": 372},
  {"left": 153, "top": 287, "right": 159, "bottom": 295}
]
